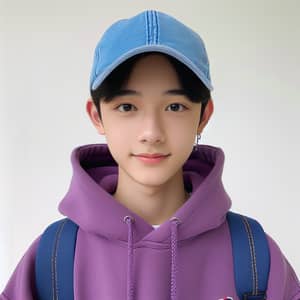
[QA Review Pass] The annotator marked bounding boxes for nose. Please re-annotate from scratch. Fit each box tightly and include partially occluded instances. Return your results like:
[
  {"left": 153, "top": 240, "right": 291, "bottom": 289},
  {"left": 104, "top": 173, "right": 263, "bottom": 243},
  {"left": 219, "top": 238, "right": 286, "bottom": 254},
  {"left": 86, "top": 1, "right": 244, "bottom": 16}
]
[{"left": 138, "top": 113, "right": 166, "bottom": 144}]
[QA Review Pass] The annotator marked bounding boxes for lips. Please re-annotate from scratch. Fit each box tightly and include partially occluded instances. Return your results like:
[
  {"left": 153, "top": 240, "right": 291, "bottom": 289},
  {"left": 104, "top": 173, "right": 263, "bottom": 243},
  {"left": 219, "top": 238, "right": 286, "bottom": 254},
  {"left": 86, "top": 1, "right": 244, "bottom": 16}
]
[
  {"left": 133, "top": 153, "right": 170, "bottom": 164},
  {"left": 134, "top": 153, "right": 170, "bottom": 158}
]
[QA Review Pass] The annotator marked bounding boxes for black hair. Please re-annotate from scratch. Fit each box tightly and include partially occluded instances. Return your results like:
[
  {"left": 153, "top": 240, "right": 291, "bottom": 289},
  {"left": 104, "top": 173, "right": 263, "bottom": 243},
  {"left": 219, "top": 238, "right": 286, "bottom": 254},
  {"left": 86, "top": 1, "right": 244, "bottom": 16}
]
[{"left": 90, "top": 51, "right": 211, "bottom": 124}]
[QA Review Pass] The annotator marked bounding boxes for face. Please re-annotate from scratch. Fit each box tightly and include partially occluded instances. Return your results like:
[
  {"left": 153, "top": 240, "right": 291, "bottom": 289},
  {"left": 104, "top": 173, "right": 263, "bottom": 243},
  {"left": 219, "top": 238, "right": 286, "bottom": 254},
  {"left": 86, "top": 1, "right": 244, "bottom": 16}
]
[{"left": 87, "top": 54, "right": 213, "bottom": 188}]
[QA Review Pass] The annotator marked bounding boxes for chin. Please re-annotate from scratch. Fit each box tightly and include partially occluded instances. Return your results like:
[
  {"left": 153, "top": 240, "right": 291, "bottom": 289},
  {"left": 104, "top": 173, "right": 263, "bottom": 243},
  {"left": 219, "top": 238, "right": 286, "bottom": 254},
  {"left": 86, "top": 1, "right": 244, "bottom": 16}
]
[{"left": 133, "top": 172, "right": 177, "bottom": 187}]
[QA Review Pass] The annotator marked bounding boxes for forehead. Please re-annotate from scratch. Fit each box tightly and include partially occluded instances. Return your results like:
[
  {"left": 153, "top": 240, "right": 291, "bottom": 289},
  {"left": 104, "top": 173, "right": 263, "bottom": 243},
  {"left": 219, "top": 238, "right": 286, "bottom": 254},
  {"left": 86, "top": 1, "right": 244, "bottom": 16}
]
[
  {"left": 129, "top": 53, "right": 175, "bottom": 72},
  {"left": 123, "top": 53, "right": 181, "bottom": 88}
]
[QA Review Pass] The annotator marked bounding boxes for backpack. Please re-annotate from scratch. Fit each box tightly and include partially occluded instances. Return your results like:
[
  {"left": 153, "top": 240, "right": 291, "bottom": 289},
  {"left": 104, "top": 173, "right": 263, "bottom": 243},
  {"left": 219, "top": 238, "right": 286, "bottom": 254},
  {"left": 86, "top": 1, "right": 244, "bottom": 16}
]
[{"left": 35, "top": 211, "right": 270, "bottom": 300}]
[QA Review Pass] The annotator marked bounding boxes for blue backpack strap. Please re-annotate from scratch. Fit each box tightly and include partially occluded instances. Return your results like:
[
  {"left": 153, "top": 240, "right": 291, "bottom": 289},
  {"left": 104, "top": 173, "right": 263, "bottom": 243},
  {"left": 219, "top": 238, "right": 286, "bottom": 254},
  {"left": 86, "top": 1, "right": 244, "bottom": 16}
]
[
  {"left": 35, "top": 218, "right": 79, "bottom": 300},
  {"left": 226, "top": 211, "right": 270, "bottom": 300}
]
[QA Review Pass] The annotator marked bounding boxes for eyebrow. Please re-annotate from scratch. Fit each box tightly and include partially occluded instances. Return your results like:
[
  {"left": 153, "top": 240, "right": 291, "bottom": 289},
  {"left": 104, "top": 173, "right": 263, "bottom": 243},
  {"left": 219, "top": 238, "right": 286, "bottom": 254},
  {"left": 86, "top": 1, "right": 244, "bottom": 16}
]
[{"left": 111, "top": 89, "right": 189, "bottom": 98}]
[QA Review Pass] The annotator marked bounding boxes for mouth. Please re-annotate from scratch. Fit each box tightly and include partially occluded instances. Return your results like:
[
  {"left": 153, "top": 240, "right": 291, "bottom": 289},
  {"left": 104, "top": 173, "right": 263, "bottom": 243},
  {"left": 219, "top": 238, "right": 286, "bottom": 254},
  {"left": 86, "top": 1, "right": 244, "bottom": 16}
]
[
  {"left": 134, "top": 153, "right": 170, "bottom": 158},
  {"left": 132, "top": 153, "right": 170, "bottom": 163}
]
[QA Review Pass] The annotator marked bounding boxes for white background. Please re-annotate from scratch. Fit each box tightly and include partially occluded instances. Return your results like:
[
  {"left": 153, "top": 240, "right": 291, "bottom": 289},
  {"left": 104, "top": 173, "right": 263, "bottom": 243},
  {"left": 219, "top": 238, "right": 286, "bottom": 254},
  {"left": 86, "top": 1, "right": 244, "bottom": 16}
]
[{"left": 1, "top": 0, "right": 299, "bottom": 291}]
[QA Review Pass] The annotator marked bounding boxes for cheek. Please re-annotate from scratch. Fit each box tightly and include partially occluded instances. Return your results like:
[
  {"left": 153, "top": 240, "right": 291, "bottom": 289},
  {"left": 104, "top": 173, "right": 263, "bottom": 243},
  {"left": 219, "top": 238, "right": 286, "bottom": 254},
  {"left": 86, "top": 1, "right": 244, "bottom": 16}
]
[
  {"left": 105, "top": 129, "right": 126, "bottom": 145},
  {"left": 168, "top": 118, "right": 198, "bottom": 138},
  {"left": 104, "top": 133, "right": 127, "bottom": 164},
  {"left": 104, "top": 122, "right": 134, "bottom": 154}
]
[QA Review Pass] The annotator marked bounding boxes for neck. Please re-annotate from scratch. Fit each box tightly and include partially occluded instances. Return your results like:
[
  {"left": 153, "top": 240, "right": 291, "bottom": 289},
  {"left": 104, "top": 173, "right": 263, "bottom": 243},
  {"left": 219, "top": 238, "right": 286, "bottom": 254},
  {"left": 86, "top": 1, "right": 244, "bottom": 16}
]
[{"left": 112, "top": 167, "right": 189, "bottom": 225}]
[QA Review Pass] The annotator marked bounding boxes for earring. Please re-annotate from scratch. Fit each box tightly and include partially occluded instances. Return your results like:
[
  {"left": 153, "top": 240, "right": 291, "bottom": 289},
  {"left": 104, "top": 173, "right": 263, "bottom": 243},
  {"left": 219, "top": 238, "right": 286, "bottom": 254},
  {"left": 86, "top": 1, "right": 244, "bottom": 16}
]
[
  {"left": 197, "top": 133, "right": 201, "bottom": 144},
  {"left": 193, "top": 133, "right": 201, "bottom": 151}
]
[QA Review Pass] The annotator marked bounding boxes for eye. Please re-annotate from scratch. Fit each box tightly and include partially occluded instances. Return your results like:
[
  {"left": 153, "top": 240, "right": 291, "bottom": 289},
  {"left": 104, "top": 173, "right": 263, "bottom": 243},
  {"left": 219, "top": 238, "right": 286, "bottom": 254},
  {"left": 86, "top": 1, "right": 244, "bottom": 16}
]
[
  {"left": 166, "top": 103, "right": 187, "bottom": 112},
  {"left": 115, "top": 103, "right": 137, "bottom": 112}
]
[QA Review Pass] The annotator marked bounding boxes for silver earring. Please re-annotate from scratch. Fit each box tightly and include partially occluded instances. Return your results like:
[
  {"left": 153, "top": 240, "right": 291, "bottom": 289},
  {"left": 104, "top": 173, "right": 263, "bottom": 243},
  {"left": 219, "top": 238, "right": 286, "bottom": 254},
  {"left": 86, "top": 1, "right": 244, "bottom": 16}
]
[
  {"left": 193, "top": 133, "right": 201, "bottom": 151},
  {"left": 197, "top": 133, "right": 201, "bottom": 144}
]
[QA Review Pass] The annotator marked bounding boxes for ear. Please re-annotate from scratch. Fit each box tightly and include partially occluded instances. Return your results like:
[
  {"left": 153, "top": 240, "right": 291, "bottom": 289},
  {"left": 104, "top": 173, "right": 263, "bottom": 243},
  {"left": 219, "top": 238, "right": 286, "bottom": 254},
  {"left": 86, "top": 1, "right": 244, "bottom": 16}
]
[
  {"left": 197, "top": 98, "right": 214, "bottom": 134},
  {"left": 86, "top": 98, "right": 105, "bottom": 135}
]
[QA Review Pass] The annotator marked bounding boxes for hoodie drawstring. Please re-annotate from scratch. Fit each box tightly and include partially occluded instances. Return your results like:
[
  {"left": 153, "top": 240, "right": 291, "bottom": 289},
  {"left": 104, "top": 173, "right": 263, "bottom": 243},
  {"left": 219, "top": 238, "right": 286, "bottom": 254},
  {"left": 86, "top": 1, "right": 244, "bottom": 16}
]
[
  {"left": 170, "top": 216, "right": 181, "bottom": 300},
  {"left": 124, "top": 215, "right": 181, "bottom": 300},
  {"left": 124, "top": 216, "right": 135, "bottom": 300}
]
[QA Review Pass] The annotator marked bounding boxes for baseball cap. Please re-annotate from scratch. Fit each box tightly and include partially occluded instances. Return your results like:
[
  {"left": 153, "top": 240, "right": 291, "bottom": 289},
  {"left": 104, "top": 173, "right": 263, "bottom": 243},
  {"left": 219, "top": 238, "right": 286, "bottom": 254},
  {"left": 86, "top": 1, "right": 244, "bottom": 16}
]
[{"left": 89, "top": 10, "right": 213, "bottom": 92}]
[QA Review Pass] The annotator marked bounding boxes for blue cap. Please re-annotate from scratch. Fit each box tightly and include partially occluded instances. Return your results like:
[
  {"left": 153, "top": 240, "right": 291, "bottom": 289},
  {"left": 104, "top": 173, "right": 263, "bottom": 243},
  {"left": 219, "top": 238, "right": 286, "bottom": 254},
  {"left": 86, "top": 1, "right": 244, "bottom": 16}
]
[{"left": 90, "top": 10, "right": 213, "bottom": 91}]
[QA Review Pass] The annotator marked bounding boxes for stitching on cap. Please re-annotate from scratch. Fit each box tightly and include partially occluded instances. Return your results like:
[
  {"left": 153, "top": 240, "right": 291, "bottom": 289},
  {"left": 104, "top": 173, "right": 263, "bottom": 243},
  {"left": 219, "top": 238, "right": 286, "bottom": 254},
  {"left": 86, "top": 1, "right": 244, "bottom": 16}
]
[
  {"left": 152, "top": 10, "right": 157, "bottom": 45},
  {"left": 145, "top": 11, "right": 149, "bottom": 45},
  {"left": 155, "top": 11, "right": 160, "bottom": 44},
  {"left": 155, "top": 10, "right": 158, "bottom": 44},
  {"left": 150, "top": 10, "right": 153, "bottom": 44},
  {"left": 152, "top": 10, "right": 155, "bottom": 44},
  {"left": 149, "top": 10, "right": 152, "bottom": 44},
  {"left": 148, "top": 11, "right": 152, "bottom": 44}
]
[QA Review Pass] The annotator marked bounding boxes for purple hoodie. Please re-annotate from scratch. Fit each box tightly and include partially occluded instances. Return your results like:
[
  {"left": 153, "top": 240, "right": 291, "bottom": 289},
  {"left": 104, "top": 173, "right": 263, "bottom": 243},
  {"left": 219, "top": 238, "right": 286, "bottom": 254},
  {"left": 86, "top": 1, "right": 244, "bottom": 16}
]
[{"left": 1, "top": 143, "right": 300, "bottom": 300}]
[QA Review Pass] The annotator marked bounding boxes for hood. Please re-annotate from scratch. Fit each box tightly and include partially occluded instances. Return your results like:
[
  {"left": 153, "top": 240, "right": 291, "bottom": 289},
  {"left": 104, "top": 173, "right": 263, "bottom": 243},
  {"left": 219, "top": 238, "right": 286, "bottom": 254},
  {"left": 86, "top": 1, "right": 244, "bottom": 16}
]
[{"left": 58, "top": 143, "right": 232, "bottom": 300}]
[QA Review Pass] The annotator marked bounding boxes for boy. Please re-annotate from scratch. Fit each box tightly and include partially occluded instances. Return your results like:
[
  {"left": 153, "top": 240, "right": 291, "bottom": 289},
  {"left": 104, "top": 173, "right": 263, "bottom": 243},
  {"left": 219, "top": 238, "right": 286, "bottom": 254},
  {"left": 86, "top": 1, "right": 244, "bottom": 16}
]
[{"left": 1, "top": 9, "right": 299, "bottom": 300}]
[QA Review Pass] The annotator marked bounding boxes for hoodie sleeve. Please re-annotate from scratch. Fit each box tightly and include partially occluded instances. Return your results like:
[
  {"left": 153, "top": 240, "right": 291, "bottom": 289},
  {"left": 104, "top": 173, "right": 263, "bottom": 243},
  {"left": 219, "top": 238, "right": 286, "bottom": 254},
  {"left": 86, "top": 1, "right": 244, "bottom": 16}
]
[
  {"left": 0, "top": 235, "right": 41, "bottom": 300},
  {"left": 266, "top": 233, "right": 300, "bottom": 300}
]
